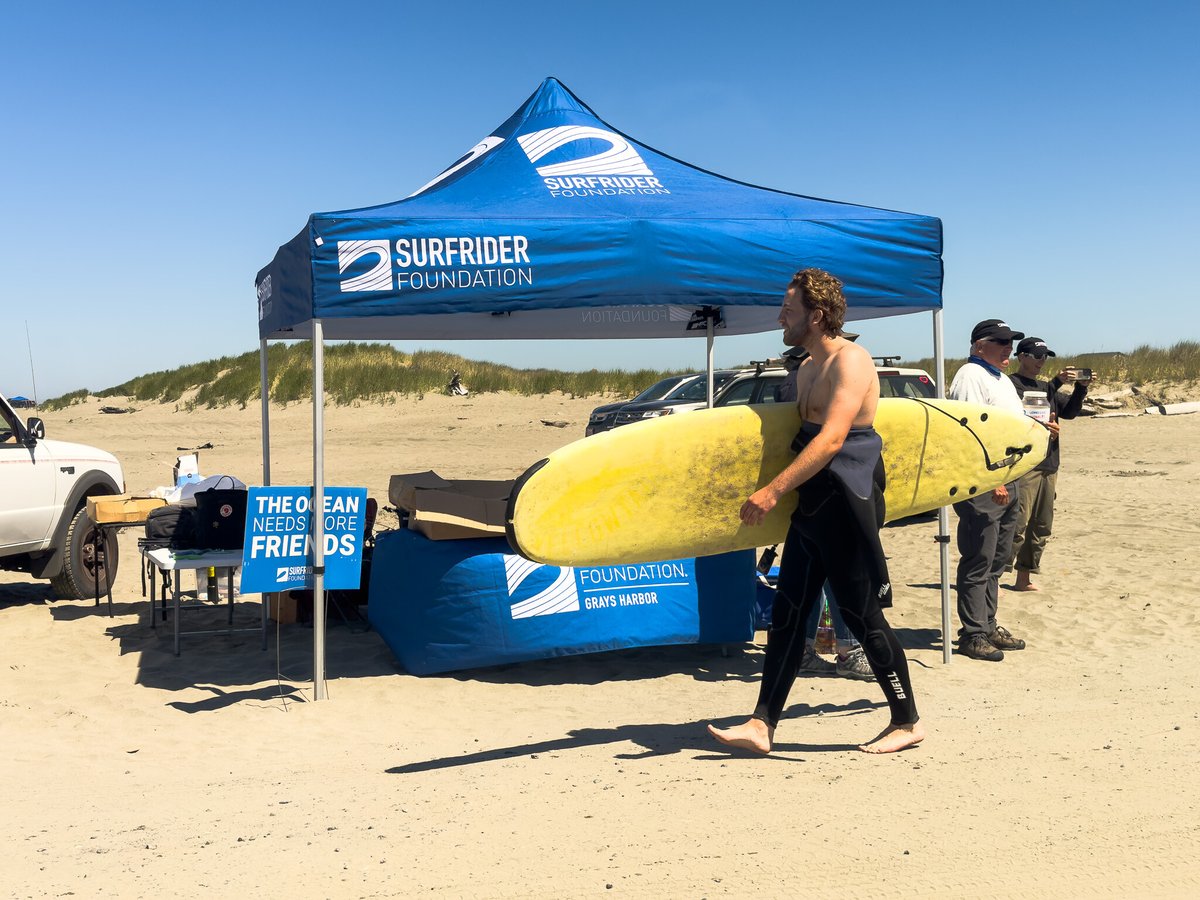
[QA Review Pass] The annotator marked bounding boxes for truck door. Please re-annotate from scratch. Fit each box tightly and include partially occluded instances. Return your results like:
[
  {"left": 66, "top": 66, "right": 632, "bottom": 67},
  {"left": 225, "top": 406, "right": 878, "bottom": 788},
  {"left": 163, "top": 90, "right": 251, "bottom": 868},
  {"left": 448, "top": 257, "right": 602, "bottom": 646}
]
[{"left": 0, "top": 405, "right": 57, "bottom": 550}]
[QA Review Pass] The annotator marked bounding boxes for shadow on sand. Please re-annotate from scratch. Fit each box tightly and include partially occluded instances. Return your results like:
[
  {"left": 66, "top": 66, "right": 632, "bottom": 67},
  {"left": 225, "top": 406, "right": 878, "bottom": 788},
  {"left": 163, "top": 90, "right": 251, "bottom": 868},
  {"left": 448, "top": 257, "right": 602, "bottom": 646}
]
[{"left": 387, "top": 698, "right": 884, "bottom": 773}]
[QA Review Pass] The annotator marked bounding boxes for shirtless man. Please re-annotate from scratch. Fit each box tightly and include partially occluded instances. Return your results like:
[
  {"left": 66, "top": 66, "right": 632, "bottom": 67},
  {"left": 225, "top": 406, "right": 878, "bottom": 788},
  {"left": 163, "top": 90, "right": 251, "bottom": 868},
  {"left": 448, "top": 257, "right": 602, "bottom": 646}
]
[{"left": 707, "top": 268, "right": 924, "bottom": 755}]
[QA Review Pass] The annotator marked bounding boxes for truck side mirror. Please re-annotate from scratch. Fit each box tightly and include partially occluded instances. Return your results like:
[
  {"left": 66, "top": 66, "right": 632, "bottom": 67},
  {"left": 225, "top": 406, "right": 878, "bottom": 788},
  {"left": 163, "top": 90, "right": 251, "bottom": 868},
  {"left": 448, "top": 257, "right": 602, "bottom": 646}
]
[{"left": 26, "top": 417, "right": 45, "bottom": 441}]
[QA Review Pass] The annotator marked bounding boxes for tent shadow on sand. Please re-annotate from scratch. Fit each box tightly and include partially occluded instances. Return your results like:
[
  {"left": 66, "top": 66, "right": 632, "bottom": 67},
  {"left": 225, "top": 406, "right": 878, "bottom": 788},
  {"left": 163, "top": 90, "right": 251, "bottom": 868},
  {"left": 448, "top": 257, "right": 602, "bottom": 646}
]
[{"left": 105, "top": 610, "right": 767, "bottom": 708}]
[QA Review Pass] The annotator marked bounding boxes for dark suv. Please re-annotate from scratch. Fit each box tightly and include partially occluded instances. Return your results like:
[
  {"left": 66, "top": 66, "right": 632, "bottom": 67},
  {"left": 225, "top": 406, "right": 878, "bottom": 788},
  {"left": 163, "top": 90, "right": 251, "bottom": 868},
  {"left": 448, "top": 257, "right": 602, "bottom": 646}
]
[
  {"left": 609, "top": 369, "right": 745, "bottom": 428},
  {"left": 585, "top": 373, "right": 696, "bottom": 436}
]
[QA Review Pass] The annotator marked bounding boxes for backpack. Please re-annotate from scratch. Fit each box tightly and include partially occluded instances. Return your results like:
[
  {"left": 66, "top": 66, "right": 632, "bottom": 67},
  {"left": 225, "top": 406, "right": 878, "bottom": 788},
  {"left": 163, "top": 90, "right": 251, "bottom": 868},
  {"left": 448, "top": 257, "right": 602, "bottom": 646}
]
[{"left": 143, "top": 504, "right": 198, "bottom": 550}]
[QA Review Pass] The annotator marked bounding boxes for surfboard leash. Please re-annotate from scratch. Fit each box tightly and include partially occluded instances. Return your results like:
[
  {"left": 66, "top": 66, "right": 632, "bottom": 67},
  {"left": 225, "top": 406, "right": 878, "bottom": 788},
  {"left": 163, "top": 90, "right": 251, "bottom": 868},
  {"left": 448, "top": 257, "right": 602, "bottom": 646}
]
[{"left": 909, "top": 398, "right": 1033, "bottom": 472}]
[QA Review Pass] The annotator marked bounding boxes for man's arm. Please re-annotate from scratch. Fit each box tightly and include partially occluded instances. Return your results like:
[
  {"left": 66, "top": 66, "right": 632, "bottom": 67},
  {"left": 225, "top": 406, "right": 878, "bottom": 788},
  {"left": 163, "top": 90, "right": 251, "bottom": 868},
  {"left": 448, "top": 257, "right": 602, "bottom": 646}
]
[{"left": 740, "top": 350, "right": 872, "bottom": 525}]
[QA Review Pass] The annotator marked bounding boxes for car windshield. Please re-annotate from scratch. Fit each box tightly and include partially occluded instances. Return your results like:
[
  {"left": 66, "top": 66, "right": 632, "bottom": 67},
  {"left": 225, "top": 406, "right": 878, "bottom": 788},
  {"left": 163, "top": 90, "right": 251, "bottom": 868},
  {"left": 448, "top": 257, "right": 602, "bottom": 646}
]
[
  {"left": 632, "top": 376, "right": 687, "bottom": 402},
  {"left": 666, "top": 372, "right": 738, "bottom": 402}
]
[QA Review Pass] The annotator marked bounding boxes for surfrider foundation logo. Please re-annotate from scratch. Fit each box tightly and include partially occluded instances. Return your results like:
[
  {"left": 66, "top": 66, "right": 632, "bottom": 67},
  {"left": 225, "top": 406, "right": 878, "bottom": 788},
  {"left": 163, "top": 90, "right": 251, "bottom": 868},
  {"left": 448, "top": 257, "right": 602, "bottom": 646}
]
[
  {"left": 517, "top": 125, "right": 670, "bottom": 198},
  {"left": 337, "top": 240, "right": 392, "bottom": 292},
  {"left": 256, "top": 275, "right": 272, "bottom": 321},
  {"left": 505, "top": 556, "right": 579, "bottom": 619},
  {"left": 409, "top": 135, "right": 505, "bottom": 198}
]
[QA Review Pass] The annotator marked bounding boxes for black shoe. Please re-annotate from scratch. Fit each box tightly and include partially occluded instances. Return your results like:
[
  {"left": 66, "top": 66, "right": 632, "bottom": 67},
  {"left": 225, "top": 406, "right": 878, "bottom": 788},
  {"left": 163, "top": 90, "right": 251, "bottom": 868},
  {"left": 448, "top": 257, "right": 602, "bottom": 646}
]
[
  {"left": 959, "top": 633, "right": 1004, "bottom": 661},
  {"left": 988, "top": 624, "right": 1026, "bottom": 651}
]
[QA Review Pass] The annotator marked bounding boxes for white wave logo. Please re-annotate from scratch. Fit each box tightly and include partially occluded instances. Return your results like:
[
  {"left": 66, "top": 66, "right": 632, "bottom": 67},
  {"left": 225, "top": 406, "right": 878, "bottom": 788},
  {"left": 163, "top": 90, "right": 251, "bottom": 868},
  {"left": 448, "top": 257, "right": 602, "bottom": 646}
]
[
  {"left": 505, "top": 556, "right": 579, "bottom": 619},
  {"left": 517, "top": 126, "right": 652, "bottom": 177},
  {"left": 409, "top": 135, "right": 505, "bottom": 197},
  {"left": 256, "top": 275, "right": 272, "bottom": 320},
  {"left": 337, "top": 240, "right": 392, "bottom": 292}
]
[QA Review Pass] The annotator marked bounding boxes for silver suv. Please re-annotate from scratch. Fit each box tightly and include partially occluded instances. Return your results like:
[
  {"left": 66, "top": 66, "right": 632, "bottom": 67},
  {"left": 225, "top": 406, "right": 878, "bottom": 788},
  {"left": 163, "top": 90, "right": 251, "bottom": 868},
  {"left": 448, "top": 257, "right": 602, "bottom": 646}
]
[
  {"left": 1, "top": 390, "right": 125, "bottom": 598},
  {"left": 872, "top": 357, "right": 937, "bottom": 399},
  {"left": 613, "top": 356, "right": 937, "bottom": 426}
]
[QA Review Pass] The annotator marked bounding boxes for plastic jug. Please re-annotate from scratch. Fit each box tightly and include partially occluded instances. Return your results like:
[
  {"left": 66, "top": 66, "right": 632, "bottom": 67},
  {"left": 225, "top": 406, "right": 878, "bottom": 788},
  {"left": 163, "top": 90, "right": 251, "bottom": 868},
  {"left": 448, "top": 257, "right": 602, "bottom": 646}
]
[{"left": 1022, "top": 390, "right": 1051, "bottom": 424}]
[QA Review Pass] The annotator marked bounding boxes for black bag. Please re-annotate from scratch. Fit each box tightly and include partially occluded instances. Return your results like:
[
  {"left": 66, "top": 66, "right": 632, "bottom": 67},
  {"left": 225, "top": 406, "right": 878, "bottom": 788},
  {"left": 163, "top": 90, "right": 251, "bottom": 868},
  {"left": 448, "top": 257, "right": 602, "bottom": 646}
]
[
  {"left": 192, "top": 476, "right": 247, "bottom": 550},
  {"left": 144, "top": 505, "right": 198, "bottom": 550}
]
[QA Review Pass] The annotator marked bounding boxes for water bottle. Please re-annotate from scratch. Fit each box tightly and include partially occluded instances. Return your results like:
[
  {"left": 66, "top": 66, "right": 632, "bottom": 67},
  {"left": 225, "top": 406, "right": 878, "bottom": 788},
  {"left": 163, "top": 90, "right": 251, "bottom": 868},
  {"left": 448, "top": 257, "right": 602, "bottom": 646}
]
[
  {"left": 1022, "top": 390, "right": 1051, "bottom": 424},
  {"left": 815, "top": 597, "right": 835, "bottom": 654}
]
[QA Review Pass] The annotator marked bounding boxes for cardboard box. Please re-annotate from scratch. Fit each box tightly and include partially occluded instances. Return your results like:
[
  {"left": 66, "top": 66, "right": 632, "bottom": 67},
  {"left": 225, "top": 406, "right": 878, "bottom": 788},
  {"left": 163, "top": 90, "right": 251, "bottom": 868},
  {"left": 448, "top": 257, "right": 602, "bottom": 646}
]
[
  {"left": 389, "top": 471, "right": 513, "bottom": 541},
  {"left": 86, "top": 494, "right": 168, "bottom": 524},
  {"left": 269, "top": 593, "right": 299, "bottom": 624}
]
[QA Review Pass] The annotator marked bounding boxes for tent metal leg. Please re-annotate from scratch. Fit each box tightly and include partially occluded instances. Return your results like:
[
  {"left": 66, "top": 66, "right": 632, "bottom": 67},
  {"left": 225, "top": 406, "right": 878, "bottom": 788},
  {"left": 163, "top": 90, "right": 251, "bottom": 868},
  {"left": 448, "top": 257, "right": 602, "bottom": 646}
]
[{"left": 933, "top": 309, "right": 952, "bottom": 664}]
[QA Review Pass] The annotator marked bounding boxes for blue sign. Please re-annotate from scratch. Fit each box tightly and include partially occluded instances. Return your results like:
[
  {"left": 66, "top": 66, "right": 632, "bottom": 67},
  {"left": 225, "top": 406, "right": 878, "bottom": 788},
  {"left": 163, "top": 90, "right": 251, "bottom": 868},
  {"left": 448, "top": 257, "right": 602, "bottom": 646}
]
[
  {"left": 366, "top": 530, "right": 755, "bottom": 674},
  {"left": 240, "top": 486, "right": 367, "bottom": 593}
]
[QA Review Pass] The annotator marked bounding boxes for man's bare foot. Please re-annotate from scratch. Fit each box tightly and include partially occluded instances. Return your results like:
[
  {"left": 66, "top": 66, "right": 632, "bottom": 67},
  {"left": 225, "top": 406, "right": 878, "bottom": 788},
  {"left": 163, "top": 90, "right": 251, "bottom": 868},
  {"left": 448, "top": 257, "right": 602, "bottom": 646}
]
[
  {"left": 858, "top": 721, "right": 926, "bottom": 754},
  {"left": 707, "top": 718, "right": 774, "bottom": 755},
  {"left": 1013, "top": 573, "right": 1038, "bottom": 591}
]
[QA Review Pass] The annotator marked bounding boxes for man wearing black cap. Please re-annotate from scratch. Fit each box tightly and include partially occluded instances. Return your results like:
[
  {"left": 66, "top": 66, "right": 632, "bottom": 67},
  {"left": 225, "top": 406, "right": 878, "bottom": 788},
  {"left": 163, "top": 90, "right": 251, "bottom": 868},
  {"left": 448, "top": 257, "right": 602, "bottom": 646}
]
[
  {"left": 947, "top": 320, "right": 1029, "bottom": 661},
  {"left": 1007, "top": 337, "right": 1090, "bottom": 591}
]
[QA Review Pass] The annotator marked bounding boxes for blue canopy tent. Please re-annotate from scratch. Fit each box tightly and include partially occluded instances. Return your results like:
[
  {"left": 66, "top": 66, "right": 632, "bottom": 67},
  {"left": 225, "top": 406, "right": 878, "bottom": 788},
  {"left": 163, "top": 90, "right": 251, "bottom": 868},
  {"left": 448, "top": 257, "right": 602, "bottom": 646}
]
[{"left": 255, "top": 78, "right": 951, "bottom": 696}]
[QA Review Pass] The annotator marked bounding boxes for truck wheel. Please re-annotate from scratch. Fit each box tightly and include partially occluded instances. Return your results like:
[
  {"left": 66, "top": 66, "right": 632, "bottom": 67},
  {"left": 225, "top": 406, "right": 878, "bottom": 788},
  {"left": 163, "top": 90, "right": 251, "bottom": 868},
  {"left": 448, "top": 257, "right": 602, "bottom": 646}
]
[{"left": 49, "top": 507, "right": 119, "bottom": 600}]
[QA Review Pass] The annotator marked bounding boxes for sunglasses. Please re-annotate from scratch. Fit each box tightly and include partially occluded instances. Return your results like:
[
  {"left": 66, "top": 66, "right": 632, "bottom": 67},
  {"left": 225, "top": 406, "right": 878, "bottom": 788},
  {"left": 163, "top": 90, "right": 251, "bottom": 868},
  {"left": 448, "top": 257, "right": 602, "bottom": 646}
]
[{"left": 987, "top": 338, "right": 1013, "bottom": 346}]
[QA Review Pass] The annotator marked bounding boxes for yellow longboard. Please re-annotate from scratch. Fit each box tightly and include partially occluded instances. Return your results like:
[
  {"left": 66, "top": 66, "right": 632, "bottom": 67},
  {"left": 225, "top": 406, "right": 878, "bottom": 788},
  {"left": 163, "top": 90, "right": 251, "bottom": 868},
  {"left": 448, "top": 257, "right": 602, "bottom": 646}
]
[{"left": 506, "top": 398, "right": 1048, "bottom": 566}]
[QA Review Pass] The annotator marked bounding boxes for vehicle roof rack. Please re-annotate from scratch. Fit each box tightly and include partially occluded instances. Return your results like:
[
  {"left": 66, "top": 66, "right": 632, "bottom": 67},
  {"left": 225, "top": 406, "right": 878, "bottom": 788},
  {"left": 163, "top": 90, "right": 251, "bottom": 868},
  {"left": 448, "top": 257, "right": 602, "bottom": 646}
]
[{"left": 872, "top": 356, "right": 902, "bottom": 367}]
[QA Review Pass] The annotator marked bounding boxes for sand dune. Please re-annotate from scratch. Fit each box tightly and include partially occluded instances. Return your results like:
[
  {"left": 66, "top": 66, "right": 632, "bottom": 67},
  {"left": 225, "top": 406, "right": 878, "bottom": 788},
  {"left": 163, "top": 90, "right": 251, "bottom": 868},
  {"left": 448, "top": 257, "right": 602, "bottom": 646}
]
[{"left": 4, "top": 395, "right": 1199, "bottom": 897}]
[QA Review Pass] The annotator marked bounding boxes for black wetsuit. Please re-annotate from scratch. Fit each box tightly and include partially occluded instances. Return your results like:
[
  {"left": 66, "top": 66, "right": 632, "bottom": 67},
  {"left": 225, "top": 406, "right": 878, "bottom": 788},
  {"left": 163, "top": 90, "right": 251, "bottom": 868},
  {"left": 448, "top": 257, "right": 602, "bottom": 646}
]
[{"left": 752, "top": 423, "right": 919, "bottom": 728}]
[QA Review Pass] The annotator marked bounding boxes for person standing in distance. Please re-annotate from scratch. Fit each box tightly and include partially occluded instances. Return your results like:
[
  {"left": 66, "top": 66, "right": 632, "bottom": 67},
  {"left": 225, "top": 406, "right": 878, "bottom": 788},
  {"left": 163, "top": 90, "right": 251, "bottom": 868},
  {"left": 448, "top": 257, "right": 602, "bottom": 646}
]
[
  {"left": 1007, "top": 337, "right": 1089, "bottom": 591},
  {"left": 708, "top": 268, "right": 923, "bottom": 755},
  {"left": 948, "top": 319, "right": 1029, "bottom": 661}
]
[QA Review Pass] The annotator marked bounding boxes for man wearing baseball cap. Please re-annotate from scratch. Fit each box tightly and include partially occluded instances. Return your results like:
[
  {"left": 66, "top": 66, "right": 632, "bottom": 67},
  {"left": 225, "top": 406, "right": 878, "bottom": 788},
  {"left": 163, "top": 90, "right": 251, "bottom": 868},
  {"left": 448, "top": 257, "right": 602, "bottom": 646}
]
[
  {"left": 947, "top": 319, "right": 1029, "bottom": 661},
  {"left": 1007, "top": 337, "right": 1090, "bottom": 591}
]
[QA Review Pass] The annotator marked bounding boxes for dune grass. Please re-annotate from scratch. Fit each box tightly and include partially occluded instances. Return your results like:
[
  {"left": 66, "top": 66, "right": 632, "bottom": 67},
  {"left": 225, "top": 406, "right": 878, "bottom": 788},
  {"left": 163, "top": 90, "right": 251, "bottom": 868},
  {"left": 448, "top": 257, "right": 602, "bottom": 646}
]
[
  {"left": 902, "top": 341, "right": 1200, "bottom": 388},
  {"left": 35, "top": 340, "right": 1198, "bottom": 411},
  {"left": 38, "top": 343, "right": 683, "bottom": 410}
]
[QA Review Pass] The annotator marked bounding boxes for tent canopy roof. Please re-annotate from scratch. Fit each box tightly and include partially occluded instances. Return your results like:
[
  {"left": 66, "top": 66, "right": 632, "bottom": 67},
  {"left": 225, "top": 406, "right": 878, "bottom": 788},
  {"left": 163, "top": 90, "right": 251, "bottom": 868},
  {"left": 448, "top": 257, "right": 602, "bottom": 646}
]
[{"left": 256, "top": 77, "right": 942, "bottom": 341}]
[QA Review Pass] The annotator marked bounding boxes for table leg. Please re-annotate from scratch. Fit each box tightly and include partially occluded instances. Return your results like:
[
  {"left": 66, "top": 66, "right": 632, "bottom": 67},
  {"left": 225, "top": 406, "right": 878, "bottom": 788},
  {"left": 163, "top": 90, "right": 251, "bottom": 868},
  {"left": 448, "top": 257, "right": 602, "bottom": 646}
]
[{"left": 173, "top": 569, "right": 181, "bottom": 656}]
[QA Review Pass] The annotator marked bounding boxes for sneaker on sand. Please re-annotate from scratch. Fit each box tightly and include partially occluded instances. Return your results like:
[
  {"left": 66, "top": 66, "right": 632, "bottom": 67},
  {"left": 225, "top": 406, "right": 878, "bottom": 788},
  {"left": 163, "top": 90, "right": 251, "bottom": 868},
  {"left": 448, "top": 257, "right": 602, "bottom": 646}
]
[
  {"left": 988, "top": 624, "right": 1026, "bottom": 651},
  {"left": 835, "top": 646, "right": 875, "bottom": 681},
  {"left": 959, "top": 633, "right": 1004, "bottom": 661},
  {"left": 799, "top": 645, "right": 836, "bottom": 675}
]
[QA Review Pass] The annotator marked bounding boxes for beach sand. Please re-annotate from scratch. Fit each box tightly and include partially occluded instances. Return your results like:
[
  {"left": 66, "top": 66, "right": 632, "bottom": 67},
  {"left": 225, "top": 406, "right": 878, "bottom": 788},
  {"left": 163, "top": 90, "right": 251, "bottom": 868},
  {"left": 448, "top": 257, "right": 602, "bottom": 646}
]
[{"left": 4, "top": 394, "right": 1199, "bottom": 898}]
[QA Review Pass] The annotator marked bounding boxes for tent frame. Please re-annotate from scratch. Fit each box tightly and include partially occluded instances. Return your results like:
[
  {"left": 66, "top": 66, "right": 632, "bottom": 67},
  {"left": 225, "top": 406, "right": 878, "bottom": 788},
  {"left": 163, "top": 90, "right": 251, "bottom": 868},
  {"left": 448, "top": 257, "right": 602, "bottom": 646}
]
[{"left": 258, "top": 312, "right": 952, "bottom": 700}]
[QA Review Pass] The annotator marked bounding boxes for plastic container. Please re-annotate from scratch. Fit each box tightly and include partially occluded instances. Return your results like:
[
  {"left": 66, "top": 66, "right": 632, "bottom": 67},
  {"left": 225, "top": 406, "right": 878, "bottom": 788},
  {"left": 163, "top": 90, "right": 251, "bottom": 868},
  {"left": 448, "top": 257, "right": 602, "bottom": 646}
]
[
  {"left": 1022, "top": 390, "right": 1051, "bottom": 424},
  {"left": 815, "top": 597, "right": 835, "bottom": 654}
]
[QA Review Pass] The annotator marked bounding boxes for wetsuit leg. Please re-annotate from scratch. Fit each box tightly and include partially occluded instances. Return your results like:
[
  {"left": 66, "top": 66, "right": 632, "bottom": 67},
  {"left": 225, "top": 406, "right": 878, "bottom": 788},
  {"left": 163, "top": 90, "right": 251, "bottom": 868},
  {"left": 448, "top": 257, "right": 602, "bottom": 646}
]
[
  {"left": 825, "top": 558, "right": 919, "bottom": 726},
  {"left": 797, "top": 477, "right": 919, "bottom": 726},
  {"left": 751, "top": 521, "right": 826, "bottom": 728}
]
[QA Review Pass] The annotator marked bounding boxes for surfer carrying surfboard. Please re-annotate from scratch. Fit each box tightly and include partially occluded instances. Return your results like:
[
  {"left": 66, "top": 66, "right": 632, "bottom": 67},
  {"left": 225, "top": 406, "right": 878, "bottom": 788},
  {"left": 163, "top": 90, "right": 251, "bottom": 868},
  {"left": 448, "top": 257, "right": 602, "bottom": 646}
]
[{"left": 707, "top": 269, "right": 924, "bottom": 755}]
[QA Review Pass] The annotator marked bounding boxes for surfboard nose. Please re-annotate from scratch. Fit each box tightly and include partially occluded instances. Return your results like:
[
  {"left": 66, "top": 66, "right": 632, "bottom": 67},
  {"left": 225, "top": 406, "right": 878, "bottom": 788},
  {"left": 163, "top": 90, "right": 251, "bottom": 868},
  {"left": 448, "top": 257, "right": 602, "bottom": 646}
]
[{"left": 883, "top": 399, "right": 1049, "bottom": 519}]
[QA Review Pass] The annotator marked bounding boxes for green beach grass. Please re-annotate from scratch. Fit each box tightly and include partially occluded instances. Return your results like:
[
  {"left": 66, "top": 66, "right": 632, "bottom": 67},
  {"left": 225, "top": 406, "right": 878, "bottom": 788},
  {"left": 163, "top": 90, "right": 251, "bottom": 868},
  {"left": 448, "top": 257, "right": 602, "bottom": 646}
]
[{"left": 37, "top": 340, "right": 1199, "bottom": 411}]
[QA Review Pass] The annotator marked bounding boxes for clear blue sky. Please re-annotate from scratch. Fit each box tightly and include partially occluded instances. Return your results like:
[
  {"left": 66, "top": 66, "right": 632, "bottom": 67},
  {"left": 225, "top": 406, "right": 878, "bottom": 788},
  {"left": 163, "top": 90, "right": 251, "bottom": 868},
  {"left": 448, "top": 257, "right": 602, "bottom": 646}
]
[{"left": 3, "top": 1, "right": 1197, "bottom": 399}]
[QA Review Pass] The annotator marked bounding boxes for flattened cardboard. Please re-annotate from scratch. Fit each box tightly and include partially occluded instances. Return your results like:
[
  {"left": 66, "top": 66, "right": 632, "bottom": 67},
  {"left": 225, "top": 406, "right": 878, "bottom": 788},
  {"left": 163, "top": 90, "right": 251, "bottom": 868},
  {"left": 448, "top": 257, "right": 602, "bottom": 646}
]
[
  {"left": 269, "top": 593, "right": 299, "bottom": 624},
  {"left": 87, "top": 494, "right": 168, "bottom": 524},
  {"left": 389, "top": 471, "right": 513, "bottom": 541}
]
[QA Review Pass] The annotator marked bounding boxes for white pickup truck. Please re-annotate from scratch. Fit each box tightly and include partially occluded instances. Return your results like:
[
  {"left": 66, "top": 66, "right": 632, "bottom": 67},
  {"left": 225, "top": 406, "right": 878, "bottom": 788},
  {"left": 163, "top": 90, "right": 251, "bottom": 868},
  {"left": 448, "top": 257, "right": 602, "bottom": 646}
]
[{"left": 0, "top": 390, "right": 125, "bottom": 598}]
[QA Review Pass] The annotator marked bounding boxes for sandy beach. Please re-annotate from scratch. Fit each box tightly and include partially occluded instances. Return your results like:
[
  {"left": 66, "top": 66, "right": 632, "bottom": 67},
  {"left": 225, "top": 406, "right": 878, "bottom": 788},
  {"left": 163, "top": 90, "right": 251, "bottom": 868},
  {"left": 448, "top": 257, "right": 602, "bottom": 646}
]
[{"left": 4, "top": 393, "right": 1199, "bottom": 898}]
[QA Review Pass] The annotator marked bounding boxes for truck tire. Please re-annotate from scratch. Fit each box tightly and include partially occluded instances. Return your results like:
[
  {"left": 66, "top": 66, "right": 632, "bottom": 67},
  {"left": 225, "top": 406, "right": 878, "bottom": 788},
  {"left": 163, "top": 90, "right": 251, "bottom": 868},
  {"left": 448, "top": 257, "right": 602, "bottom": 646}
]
[{"left": 49, "top": 507, "right": 119, "bottom": 600}]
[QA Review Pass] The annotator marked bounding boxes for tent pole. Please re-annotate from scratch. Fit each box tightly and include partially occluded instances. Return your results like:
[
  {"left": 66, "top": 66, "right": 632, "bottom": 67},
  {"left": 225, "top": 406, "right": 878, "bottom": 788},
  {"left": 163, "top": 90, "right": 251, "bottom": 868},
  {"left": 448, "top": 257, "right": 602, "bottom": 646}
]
[
  {"left": 933, "top": 309, "right": 952, "bottom": 664},
  {"left": 259, "top": 339, "right": 271, "bottom": 486},
  {"left": 706, "top": 314, "right": 715, "bottom": 408},
  {"left": 312, "top": 322, "right": 328, "bottom": 699},
  {"left": 259, "top": 339, "right": 276, "bottom": 641}
]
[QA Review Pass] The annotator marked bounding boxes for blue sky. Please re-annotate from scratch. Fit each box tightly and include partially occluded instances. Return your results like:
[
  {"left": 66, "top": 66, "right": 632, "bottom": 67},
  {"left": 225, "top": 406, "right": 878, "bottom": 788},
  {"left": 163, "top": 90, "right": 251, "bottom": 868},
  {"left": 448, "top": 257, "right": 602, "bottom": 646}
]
[{"left": 3, "top": 1, "right": 1197, "bottom": 399}]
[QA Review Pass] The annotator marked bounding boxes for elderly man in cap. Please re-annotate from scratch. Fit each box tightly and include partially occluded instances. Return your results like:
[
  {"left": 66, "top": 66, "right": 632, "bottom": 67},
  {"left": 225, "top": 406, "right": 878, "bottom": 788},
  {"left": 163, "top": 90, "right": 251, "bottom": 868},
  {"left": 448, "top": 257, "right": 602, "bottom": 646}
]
[
  {"left": 947, "top": 319, "right": 1029, "bottom": 661},
  {"left": 1007, "top": 337, "right": 1090, "bottom": 591}
]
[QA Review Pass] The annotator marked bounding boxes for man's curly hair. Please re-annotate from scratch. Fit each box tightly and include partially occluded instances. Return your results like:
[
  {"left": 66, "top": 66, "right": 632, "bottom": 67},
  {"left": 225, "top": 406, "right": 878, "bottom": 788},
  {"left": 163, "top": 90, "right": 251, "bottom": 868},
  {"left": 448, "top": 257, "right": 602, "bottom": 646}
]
[{"left": 788, "top": 268, "right": 846, "bottom": 336}]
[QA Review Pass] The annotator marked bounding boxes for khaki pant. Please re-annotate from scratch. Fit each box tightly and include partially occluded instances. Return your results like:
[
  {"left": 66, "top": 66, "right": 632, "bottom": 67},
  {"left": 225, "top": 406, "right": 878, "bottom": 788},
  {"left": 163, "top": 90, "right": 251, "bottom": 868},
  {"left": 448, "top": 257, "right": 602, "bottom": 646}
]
[{"left": 1010, "top": 469, "right": 1057, "bottom": 574}]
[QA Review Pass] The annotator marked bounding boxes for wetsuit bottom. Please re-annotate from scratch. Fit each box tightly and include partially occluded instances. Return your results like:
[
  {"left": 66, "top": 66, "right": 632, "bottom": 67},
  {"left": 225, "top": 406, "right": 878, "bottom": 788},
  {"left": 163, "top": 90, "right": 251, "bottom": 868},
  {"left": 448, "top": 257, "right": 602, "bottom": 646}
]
[{"left": 752, "top": 470, "right": 919, "bottom": 728}]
